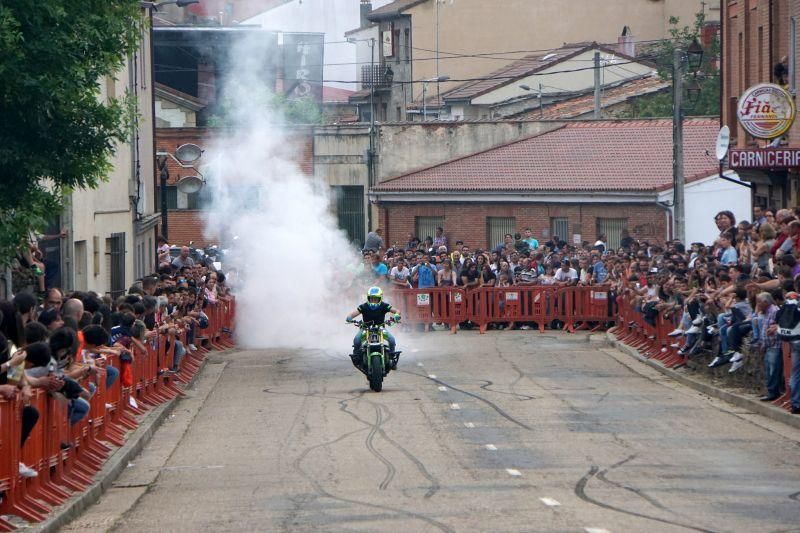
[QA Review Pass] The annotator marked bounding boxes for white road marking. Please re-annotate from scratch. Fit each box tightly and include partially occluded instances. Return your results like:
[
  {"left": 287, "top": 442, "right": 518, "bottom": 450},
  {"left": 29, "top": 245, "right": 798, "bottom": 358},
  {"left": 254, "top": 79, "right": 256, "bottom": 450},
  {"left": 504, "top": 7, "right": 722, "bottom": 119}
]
[
  {"left": 484, "top": 444, "right": 497, "bottom": 451},
  {"left": 464, "top": 422, "right": 475, "bottom": 428},
  {"left": 539, "top": 497, "right": 560, "bottom": 507},
  {"left": 412, "top": 349, "right": 420, "bottom": 353},
  {"left": 428, "top": 374, "right": 437, "bottom": 379},
  {"left": 449, "top": 403, "right": 460, "bottom": 410},
  {"left": 505, "top": 468, "right": 522, "bottom": 477},
  {"left": 438, "top": 386, "right": 447, "bottom": 392},
  {"left": 416, "top": 362, "right": 423, "bottom": 367},
  {"left": 584, "top": 529, "right": 611, "bottom": 533}
]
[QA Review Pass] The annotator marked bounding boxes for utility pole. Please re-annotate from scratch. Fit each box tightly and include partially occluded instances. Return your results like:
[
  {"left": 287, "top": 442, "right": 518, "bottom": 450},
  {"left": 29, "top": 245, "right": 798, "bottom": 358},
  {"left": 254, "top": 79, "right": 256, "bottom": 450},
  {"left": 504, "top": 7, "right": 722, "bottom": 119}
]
[
  {"left": 672, "top": 48, "right": 685, "bottom": 244},
  {"left": 368, "top": 37, "right": 375, "bottom": 229},
  {"left": 593, "top": 51, "right": 601, "bottom": 119},
  {"left": 538, "top": 83, "right": 543, "bottom": 118}
]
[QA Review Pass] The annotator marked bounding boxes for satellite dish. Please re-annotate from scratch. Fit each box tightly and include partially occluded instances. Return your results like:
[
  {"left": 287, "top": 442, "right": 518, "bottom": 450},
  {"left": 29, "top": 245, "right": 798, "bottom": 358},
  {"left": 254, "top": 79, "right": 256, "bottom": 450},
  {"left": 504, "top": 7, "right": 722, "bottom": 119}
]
[
  {"left": 715, "top": 125, "right": 730, "bottom": 161},
  {"left": 542, "top": 53, "right": 557, "bottom": 61},
  {"left": 176, "top": 175, "right": 204, "bottom": 194},
  {"left": 175, "top": 143, "right": 203, "bottom": 164}
]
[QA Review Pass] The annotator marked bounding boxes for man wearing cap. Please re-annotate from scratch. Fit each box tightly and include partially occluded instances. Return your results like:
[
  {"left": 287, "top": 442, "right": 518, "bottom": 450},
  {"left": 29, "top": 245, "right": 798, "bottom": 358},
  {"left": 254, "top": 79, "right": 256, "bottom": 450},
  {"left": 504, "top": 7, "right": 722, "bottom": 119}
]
[{"left": 554, "top": 259, "right": 578, "bottom": 285}]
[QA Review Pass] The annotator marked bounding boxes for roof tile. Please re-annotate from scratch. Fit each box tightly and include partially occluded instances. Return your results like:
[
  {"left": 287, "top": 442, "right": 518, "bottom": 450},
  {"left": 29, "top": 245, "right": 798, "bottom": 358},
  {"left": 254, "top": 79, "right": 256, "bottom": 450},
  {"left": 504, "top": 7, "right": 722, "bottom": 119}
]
[{"left": 372, "top": 119, "right": 719, "bottom": 193}]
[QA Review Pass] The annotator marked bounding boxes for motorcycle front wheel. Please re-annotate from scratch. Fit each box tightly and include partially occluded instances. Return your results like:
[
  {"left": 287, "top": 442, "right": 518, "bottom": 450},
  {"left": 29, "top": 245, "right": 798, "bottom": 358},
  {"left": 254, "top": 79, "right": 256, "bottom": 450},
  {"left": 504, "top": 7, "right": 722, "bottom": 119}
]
[{"left": 368, "top": 354, "right": 383, "bottom": 392}]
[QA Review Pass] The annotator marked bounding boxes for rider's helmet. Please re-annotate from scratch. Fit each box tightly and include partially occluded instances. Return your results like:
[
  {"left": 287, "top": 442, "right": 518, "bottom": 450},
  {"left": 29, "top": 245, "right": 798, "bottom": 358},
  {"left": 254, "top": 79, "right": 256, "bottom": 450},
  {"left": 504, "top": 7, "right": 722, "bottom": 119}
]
[{"left": 366, "top": 286, "right": 383, "bottom": 309}]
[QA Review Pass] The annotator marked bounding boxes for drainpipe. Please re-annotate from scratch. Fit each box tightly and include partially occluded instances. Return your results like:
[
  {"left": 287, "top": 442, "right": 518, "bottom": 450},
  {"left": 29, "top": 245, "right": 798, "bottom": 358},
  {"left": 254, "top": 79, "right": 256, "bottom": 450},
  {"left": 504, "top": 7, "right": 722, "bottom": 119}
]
[{"left": 655, "top": 200, "right": 673, "bottom": 243}]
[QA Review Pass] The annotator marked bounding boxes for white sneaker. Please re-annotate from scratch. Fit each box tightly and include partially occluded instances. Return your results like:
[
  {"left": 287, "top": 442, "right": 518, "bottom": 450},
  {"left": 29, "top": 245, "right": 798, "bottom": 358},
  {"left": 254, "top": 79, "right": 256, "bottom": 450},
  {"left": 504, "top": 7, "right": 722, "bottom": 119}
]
[
  {"left": 670, "top": 343, "right": 680, "bottom": 348},
  {"left": 692, "top": 315, "right": 704, "bottom": 326},
  {"left": 188, "top": 344, "right": 198, "bottom": 352},
  {"left": 19, "top": 462, "right": 37, "bottom": 478},
  {"left": 729, "top": 359, "right": 745, "bottom": 373},
  {"left": 520, "top": 325, "right": 532, "bottom": 330},
  {"left": 105, "top": 403, "right": 113, "bottom": 409},
  {"left": 667, "top": 328, "right": 684, "bottom": 337},
  {"left": 706, "top": 326, "right": 718, "bottom": 335},
  {"left": 729, "top": 352, "right": 743, "bottom": 363},
  {"left": 686, "top": 325, "right": 702, "bottom": 335},
  {"left": 708, "top": 356, "right": 722, "bottom": 368}
]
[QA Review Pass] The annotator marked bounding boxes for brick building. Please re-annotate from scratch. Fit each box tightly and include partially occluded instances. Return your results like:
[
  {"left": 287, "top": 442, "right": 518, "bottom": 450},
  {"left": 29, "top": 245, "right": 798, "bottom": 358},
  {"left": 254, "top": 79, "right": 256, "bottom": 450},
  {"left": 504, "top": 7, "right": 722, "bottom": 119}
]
[
  {"left": 155, "top": 126, "right": 313, "bottom": 247},
  {"left": 722, "top": 0, "right": 799, "bottom": 207},
  {"left": 372, "top": 119, "right": 746, "bottom": 249}
]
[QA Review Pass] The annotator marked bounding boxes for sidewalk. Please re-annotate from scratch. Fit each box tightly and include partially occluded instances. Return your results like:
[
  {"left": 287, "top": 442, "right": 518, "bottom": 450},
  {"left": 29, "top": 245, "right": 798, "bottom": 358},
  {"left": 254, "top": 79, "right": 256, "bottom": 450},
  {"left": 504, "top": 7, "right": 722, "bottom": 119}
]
[{"left": 602, "top": 332, "right": 800, "bottom": 430}]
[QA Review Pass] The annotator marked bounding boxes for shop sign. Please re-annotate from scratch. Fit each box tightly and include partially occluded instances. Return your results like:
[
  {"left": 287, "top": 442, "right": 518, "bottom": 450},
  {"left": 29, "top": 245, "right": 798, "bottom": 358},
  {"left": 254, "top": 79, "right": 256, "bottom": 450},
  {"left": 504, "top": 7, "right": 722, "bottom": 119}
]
[
  {"left": 737, "top": 83, "right": 796, "bottom": 139},
  {"left": 729, "top": 148, "right": 800, "bottom": 169}
]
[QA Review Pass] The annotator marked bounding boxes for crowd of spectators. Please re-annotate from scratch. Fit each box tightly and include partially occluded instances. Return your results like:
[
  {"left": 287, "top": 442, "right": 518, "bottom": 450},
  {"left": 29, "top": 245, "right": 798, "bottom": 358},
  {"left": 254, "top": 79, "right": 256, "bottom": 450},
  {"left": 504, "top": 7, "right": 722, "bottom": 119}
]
[
  {"left": 360, "top": 209, "right": 800, "bottom": 414},
  {"left": 0, "top": 241, "right": 230, "bottom": 481}
]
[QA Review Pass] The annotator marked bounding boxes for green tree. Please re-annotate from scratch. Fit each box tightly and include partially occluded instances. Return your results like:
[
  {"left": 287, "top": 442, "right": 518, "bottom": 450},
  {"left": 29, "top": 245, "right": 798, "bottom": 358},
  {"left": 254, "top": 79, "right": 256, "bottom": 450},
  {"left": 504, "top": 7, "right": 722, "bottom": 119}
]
[
  {"left": 622, "top": 12, "right": 720, "bottom": 118},
  {"left": 0, "top": 0, "right": 142, "bottom": 265}
]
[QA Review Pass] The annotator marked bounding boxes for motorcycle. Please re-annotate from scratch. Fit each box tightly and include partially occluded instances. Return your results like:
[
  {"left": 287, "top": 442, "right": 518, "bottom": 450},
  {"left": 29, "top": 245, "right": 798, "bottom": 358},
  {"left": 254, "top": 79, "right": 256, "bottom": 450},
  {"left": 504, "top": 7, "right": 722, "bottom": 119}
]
[{"left": 351, "top": 320, "right": 401, "bottom": 392}]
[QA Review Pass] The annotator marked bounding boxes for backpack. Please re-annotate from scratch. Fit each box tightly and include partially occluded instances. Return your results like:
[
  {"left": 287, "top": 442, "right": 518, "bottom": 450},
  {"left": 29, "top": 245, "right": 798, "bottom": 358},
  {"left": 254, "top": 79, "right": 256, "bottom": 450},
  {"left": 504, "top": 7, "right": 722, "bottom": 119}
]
[{"left": 777, "top": 301, "right": 800, "bottom": 341}]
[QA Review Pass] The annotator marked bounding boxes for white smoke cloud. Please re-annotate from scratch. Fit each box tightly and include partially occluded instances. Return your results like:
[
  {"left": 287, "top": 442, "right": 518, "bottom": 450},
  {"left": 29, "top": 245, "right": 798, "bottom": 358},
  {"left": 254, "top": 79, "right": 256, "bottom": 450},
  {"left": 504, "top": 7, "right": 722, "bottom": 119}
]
[{"left": 203, "top": 32, "right": 364, "bottom": 350}]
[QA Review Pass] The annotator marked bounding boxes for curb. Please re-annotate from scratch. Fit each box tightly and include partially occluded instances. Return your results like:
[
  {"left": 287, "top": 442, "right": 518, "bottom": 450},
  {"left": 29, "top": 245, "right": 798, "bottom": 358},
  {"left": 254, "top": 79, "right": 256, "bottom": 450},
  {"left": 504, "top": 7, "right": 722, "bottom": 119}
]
[
  {"left": 605, "top": 332, "right": 800, "bottom": 431},
  {"left": 29, "top": 351, "right": 223, "bottom": 533}
]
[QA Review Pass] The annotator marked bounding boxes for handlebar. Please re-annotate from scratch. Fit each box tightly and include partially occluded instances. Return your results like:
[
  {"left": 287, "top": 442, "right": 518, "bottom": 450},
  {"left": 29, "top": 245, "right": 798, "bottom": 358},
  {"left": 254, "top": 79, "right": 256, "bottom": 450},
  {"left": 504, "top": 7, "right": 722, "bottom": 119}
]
[{"left": 349, "top": 319, "right": 400, "bottom": 328}]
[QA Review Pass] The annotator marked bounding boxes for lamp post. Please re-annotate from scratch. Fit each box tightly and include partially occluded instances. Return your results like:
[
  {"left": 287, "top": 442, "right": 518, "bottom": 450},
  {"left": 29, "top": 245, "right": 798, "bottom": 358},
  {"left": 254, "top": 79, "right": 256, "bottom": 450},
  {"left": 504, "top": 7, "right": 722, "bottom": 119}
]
[
  {"left": 672, "top": 39, "right": 704, "bottom": 243},
  {"left": 422, "top": 75, "right": 449, "bottom": 121},
  {"left": 519, "top": 84, "right": 544, "bottom": 117},
  {"left": 156, "top": 143, "right": 204, "bottom": 241}
]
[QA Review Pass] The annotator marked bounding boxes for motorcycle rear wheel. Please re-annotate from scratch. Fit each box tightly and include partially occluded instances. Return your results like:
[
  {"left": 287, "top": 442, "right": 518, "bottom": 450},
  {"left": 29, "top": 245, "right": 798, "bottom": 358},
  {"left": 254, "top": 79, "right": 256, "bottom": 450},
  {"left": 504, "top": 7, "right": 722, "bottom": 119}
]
[{"left": 368, "top": 354, "right": 383, "bottom": 392}]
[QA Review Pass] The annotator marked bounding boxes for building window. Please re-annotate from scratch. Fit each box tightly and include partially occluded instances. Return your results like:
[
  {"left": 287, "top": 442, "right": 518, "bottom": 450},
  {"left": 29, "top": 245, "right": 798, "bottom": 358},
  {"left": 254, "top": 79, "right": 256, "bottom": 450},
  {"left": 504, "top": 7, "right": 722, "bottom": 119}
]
[
  {"left": 156, "top": 185, "right": 178, "bottom": 210},
  {"left": 791, "top": 17, "right": 797, "bottom": 94},
  {"left": 187, "top": 191, "right": 204, "bottom": 210},
  {"left": 333, "top": 186, "right": 365, "bottom": 247},
  {"left": 486, "top": 217, "right": 516, "bottom": 250},
  {"left": 404, "top": 28, "right": 410, "bottom": 63},
  {"left": 416, "top": 216, "right": 444, "bottom": 244},
  {"left": 596, "top": 218, "right": 627, "bottom": 251},
  {"left": 381, "top": 102, "right": 388, "bottom": 121},
  {"left": 550, "top": 217, "right": 569, "bottom": 244},
  {"left": 396, "top": 106, "right": 402, "bottom": 121}
]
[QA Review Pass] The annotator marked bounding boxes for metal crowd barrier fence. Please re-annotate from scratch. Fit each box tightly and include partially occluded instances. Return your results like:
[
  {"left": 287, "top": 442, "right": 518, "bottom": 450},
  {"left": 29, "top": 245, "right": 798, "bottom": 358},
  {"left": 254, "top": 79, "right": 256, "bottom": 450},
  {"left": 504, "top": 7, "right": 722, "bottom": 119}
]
[
  {"left": 0, "top": 298, "right": 235, "bottom": 530},
  {"left": 388, "top": 285, "right": 616, "bottom": 334},
  {"left": 610, "top": 292, "right": 796, "bottom": 414}
]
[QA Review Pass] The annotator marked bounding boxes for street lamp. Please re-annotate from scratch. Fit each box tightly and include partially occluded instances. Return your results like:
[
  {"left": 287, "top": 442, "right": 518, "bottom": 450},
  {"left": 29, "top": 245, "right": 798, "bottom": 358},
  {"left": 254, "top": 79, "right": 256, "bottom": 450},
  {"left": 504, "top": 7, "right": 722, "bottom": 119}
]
[
  {"left": 156, "top": 143, "right": 203, "bottom": 240},
  {"left": 140, "top": 0, "right": 199, "bottom": 10},
  {"left": 422, "top": 75, "right": 449, "bottom": 121},
  {"left": 672, "top": 38, "right": 705, "bottom": 243},
  {"left": 519, "top": 83, "right": 544, "bottom": 117}
]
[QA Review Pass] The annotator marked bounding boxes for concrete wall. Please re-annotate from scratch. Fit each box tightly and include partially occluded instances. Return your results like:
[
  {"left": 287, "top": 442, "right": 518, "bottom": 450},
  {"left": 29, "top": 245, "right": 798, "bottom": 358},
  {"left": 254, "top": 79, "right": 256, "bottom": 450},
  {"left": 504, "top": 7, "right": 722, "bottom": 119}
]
[
  {"left": 155, "top": 98, "right": 196, "bottom": 128},
  {"left": 376, "top": 120, "right": 564, "bottom": 180}
]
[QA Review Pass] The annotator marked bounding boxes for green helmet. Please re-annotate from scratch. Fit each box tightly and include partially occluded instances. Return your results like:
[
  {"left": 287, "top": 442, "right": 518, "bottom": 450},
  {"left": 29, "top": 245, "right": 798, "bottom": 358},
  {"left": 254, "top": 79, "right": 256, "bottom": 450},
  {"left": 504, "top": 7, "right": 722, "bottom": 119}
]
[{"left": 366, "top": 286, "right": 383, "bottom": 309}]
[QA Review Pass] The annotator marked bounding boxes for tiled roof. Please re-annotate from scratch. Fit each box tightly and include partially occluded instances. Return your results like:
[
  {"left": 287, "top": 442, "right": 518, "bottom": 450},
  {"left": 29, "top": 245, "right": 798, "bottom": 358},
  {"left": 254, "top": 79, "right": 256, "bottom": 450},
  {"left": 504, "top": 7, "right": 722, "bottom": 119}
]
[
  {"left": 442, "top": 42, "right": 602, "bottom": 102},
  {"left": 367, "top": 0, "right": 427, "bottom": 20},
  {"left": 512, "top": 74, "right": 670, "bottom": 120},
  {"left": 323, "top": 85, "right": 356, "bottom": 103},
  {"left": 372, "top": 119, "right": 719, "bottom": 193}
]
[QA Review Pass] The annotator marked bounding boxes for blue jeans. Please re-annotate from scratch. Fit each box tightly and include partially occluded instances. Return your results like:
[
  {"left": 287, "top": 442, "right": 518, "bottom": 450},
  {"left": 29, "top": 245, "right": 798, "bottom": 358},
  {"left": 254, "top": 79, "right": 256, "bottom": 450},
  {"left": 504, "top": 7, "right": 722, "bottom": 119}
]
[
  {"left": 353, "top": 330, "right": 396, "bottom": 353},
  {"left": 791, "top": 341, "right": 800, "bottom": 408},
  {"left": 68, "top": 398, "right": 90, "bottom": 426},
  {"left": 764, "top": 345, "right": 784, "bottom": 398},
  {"left": 717, "top": 313, "right": 731, "bottom": 353},
  {"left": 106, "top": 365, "right": 119, "bottom": 388}
]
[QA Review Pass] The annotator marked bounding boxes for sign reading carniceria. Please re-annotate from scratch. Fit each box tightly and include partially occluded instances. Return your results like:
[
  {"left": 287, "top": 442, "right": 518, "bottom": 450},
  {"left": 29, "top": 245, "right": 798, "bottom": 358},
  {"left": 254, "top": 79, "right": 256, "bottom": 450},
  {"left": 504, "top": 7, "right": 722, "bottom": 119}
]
[{"left": 736, "top": 83, "right": 796, "bottom": 139}]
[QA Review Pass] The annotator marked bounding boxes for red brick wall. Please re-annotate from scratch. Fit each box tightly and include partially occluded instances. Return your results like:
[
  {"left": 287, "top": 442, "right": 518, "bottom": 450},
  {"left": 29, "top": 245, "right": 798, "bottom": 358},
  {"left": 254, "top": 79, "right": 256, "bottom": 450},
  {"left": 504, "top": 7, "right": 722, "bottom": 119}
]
[
  {"left": 155, "top": 126, "right": 314, "bottom": 245},
  {"left": 380, "top": 202, "right": 668, "bottom": 250},
  {"left": 723, "top": 0, "right": 800, "bottom": 148}
]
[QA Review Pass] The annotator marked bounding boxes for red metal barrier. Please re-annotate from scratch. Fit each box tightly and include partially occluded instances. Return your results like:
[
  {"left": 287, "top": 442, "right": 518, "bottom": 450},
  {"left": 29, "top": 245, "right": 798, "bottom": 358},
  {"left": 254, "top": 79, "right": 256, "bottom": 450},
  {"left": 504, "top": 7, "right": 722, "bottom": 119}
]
[
  {"left": 0, "top": 297, "right": 236, "bottom": 529},
  {"left": 390, "top": 287, "right": 467, "bottom": 333}
]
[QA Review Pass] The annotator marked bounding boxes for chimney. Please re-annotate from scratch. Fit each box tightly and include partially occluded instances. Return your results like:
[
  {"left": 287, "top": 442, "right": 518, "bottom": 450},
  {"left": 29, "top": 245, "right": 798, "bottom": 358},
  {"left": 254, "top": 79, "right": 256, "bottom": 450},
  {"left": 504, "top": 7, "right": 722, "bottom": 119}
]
[
  {"left": 618, "top": 26, "right": 635, "bottom": 57},
  {"left": 360, "top": 0, "right": 372, "bottom": 29},
  {"left": 197, "top": 58, "right": 216, "bottom": 105}
]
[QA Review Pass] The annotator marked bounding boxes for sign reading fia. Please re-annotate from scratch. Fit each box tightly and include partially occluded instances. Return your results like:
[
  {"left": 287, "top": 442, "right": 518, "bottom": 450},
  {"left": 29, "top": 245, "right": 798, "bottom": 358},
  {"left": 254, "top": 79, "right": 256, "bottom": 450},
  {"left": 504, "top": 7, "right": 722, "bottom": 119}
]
[{"left": 736, "top": 83, "right": 796, "bottom": 139}]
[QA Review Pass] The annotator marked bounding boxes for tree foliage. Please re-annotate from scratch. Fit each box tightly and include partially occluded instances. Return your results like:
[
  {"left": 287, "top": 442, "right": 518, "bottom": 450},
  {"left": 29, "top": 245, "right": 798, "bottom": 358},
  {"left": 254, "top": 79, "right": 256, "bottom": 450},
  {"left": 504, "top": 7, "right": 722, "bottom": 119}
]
[
  {"left": 0, "top": 0, "right": 142, "bottom": 264},
  {"left": 621, "top": 12, "right": 720, "bottom": 118}
]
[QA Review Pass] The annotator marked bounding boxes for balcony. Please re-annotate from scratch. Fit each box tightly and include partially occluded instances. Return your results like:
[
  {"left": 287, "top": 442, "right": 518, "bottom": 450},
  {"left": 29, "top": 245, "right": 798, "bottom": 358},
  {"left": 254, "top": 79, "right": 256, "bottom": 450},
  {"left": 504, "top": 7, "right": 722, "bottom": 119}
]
[{"left": 361, "top": 64, "right": 394, "bottom": 90}]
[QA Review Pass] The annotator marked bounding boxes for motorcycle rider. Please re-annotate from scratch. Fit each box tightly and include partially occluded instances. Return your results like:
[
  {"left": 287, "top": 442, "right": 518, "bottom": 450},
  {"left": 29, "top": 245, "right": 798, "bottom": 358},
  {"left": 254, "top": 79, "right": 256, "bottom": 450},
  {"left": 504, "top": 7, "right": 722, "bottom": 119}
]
[{"left": 346, "top": 286, "right": 401, "bottom": 369}]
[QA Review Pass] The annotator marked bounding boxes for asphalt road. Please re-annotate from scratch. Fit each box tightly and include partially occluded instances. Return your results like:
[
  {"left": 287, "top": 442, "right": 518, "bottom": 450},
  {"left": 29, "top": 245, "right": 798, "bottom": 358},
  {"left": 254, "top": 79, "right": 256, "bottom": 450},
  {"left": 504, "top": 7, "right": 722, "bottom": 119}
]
[{"left": 64, "top": 332, "right": 800, "bottom": 533}]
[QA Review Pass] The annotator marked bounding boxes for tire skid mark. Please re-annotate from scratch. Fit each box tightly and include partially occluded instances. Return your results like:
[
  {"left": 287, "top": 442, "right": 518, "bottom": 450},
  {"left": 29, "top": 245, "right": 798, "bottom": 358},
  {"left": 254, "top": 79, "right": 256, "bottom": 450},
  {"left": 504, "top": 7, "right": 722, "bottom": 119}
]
[
  {"left": 341, "top": 396, "right": 442, "bottom": 499},
  {"left": 594, "top": 454, "right": 670, "bottom": 513},
  {"left": 400, "top": 370, "right": 533, "bottom": 431},
  {"left": 575, "top": 464, "right": 718, "bottom": 533},
  {"left": 478, "top": 380, "right": 537, "bottom": 401},
  {"left": 291, "top": 416, "right": 454, "bottom": 533},
  {"left": 789, "top": 490, "right": 800, "bottom": 501}
]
